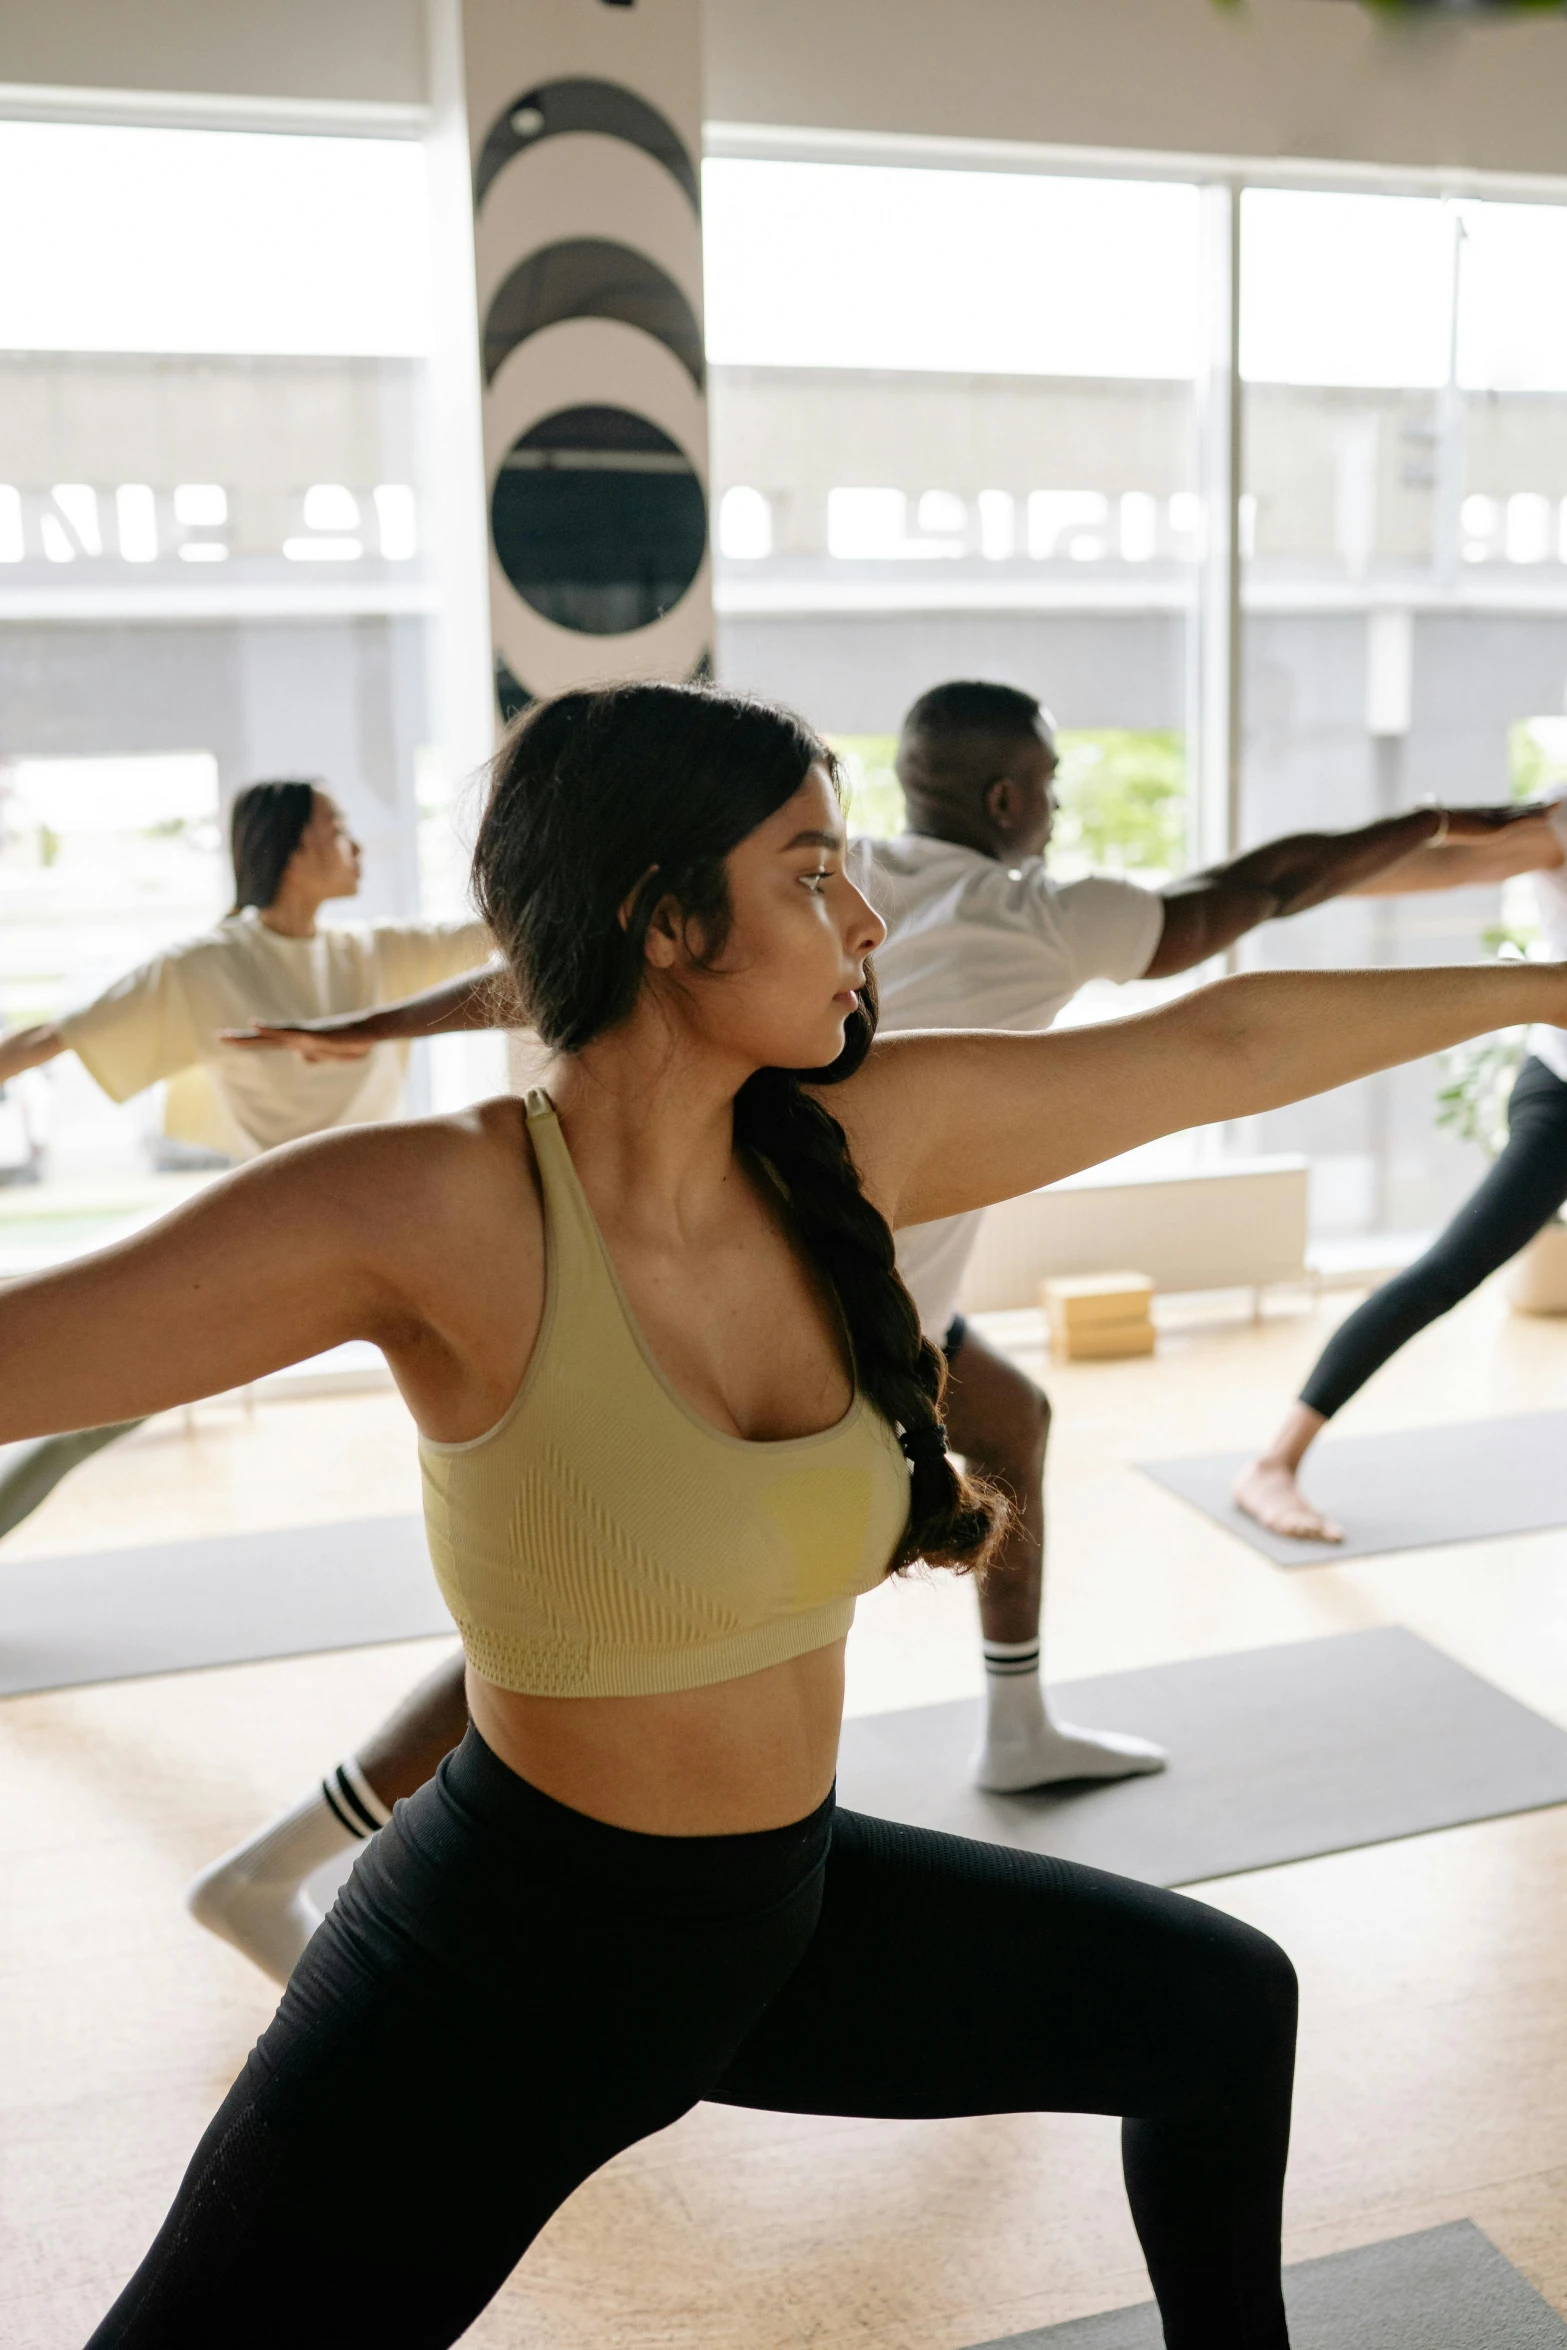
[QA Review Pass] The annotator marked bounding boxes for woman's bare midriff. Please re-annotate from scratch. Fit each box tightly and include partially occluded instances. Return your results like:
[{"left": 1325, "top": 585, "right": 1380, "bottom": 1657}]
[{"left": 465, "top": 1640, "right": 848, "bottom": 1836}]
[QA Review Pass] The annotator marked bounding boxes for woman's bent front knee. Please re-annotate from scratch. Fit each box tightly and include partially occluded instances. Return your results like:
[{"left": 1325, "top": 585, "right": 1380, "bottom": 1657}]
[{"left": 1195, "top": 1906, "right": 1298, "bottom": 2075}]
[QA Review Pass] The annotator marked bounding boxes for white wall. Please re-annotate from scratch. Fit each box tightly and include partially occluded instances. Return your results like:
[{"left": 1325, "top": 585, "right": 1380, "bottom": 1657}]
[
  {"left": 0, "top": 0, "right": 426, "bottom": 106},
  {"left": 704, "top": 0, "right": 1567, "bottom": 180},
  {"left": 6, "top": 0, "right": 1567, "bottom": 180}
]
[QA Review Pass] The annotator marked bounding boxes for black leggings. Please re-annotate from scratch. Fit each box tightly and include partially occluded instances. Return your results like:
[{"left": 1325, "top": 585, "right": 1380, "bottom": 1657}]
[
  {"left": 88, "top": 1728, "right": 1296, "bottom": 2350},
  {"left": 1302, "top": 1052, "right": 1567, "bottom": 1421}
]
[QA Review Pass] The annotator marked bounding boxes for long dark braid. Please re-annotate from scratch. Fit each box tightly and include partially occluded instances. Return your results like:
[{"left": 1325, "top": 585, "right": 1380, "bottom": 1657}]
[
  {"left": 472, "top": 677, "right": 1007, "bottom": 1578},
  {"left": 734, "top": 1054, "right": 1003, "bottom": 1571}
]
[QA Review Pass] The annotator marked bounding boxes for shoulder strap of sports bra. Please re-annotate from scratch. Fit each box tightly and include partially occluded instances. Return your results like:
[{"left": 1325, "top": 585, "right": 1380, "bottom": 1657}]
[
  {"left": 519, "top": 1087, "right": 645, "bottom": 1366},
  {"left": 522, "top": 1087, "right": 581, "bottom": 1220}
]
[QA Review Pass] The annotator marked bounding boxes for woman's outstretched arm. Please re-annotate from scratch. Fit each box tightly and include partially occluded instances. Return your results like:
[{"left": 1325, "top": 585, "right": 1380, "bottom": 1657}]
[
  {"left": 0, "top": 1113, "right": 535, "bottom": 1444},
  {"left": 837, "top": 960, "right": 1567, "bottom": 1230}
]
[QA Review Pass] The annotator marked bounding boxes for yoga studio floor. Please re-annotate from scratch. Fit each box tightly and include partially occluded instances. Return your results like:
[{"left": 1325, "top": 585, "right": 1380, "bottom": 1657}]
[{"left": 6, "top": 1275, "right": 1567, "bottom": 2348}]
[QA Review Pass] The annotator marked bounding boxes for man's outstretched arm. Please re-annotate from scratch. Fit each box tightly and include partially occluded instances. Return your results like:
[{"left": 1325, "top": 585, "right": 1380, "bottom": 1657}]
[
  {"left": 1145, "top": 801, "right": 1553, "bottom": 978},
  {"left": 1346, "top": 806, "right": 1563, "bottom": 896}
]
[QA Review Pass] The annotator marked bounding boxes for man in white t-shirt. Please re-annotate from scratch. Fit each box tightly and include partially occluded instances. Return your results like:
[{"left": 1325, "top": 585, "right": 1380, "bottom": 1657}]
[
  {"left": 832, "top": 679, "right": 1542, "bottom": 1790},
  {"left": 180, "top": 691, "right": 1540, "bottom": 1983}
]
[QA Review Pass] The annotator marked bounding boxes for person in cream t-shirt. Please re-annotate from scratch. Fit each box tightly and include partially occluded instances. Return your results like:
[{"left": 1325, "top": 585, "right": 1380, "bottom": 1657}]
[
  {"left": 56, "top": 896, "right": 491, "bottom": 1163},
  {"left": 38, "top": 779, "right": 491, "bottom": 1162},
  {"left": 0, "top": 776, "right": 495, "bottom": 1532}
]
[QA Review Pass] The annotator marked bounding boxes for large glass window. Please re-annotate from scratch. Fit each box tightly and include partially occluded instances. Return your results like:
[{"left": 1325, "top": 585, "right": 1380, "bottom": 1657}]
[
  {"left": 703, "top": 157, "right": 1201, "bottom": 924},
  {"left": 1239, "top": 184, "right": 1567, "bottom": 1244},
  {"left": 1241, "top": 190, "right": 1454, "bottom": 591},
  {"left": 1455, "top": 200, "right": 1567, "bottom": 574},
  {"left": 0, "top": 119, "right": 452, "bottom": 1205},
  {"left": 705, "top": 156, "right": 1567, "bottom": 1244}
]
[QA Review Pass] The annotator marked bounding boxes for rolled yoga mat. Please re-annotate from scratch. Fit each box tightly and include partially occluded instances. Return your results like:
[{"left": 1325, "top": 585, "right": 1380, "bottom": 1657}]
[
  {"left": 833, "top": 1627, "right": 1567, "bottom": 1887},
  {"left": 1139, "top": 1409, "right": 1567, "bottom": 1566},
  {"left": 0, "top": 1515, "right": 453, "bottom": 1697},
  {"left": 965, "top": 2220, "right": 1567, "bottom": 2348}
]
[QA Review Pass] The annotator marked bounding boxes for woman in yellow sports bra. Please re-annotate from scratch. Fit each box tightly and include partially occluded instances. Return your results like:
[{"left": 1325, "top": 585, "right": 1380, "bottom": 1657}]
[{"left": 15, "top": 682, "right": 1567, "bottom": 2349}]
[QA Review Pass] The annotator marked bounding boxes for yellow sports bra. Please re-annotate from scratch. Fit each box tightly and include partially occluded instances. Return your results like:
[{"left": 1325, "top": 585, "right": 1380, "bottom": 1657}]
[{"left": 420, "top": 1089, "right": 912, "bottom": 1698}]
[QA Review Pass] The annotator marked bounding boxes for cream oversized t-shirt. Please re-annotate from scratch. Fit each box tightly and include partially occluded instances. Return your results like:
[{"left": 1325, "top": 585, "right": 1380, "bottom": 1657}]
[
  {"left": 56, "top": 909, "right": 494, "bottom": 1160},
  {"left": 847, "top": 835, "right": 1165, "bottom": 1339}
]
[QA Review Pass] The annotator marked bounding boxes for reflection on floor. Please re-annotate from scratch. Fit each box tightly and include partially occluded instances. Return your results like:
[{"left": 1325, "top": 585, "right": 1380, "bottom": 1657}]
[{"left": 4, "top": 1274, "right": 1567, "bottom": 2347}]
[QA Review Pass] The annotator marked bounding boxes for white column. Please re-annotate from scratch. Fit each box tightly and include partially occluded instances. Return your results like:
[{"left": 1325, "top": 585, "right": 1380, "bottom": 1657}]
[
  {"left": 425, "top": 0, "right": 496, "bottom": 785},
  {"left": 458, "top": 0, "right": 711, "bottom": 717}
]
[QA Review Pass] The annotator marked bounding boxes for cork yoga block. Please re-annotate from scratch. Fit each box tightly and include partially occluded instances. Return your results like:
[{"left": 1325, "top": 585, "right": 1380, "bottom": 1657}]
[
  {"left": 1047, "top": 1269, "right": 1160, "bottom": 1363},
  {"left": 1042, "top": 1272, "right": 1155, "bottom": 1328},
  {"left": 1049, "top": 1320, "right": 1157, "bottom": 1361},
  {"left": 1043, "top": 1271, "right": 1156, "bottom": 1361}
]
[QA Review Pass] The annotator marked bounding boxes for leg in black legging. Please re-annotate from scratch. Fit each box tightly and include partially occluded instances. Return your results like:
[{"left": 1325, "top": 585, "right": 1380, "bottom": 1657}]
[
  {"left": 1238, "top": 1054, "right": 1567, "bottom": 1537},
  {"left": 1301, "top": 1053, "right": 1567, "bottom": 1420},
  {"left": 715, "top": 1809, "right": 1296, "bottom": 2350},
  {"left": 87, "top": 1751, "right": 833, "bottom": 2350},
  {"left": 88, "top": 1743, "right": 1294, "bottom": 2350}
]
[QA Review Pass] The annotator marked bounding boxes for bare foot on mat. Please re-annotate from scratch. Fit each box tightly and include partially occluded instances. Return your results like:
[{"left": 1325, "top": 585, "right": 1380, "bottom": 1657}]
[{"left": 1231, "top": 1457, "right": 1344, "bottom": 1544}]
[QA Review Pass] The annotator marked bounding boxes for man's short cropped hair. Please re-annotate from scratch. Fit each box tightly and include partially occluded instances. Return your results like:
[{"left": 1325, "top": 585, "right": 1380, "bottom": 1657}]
[{"left": 902, "top": 680, "right": 1044, "bottom": 747}]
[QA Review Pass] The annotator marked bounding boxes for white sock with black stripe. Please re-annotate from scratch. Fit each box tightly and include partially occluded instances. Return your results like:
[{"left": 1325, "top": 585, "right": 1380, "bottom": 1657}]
[
  {"left": 186, "top": 1754, "right": 392, "bottom": 1987},
  {"left": 321, "top": 1755, "right": 394, "bottom": 1841},
  {"left": 983, "top": 1636, "right": 1042, "bottom": 1680},
  {"left": 972, "top": 1636, "right": 1169, "bottom": 1793}
]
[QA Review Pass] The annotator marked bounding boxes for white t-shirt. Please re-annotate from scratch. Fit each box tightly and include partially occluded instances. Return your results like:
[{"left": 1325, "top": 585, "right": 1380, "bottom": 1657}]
[
  {"left": 847, "top": 835, "right": 1165, "bottom": 1336},
  {"left": 57, "top": 909, "right": 494, "bottom": 1159},
  {"left": 1528, "top": 791, "right": 1567, "bottom": 1084}
]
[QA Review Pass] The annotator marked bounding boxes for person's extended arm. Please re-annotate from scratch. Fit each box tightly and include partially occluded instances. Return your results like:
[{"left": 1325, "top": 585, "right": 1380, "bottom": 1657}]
[
  {"left": 836, "top": 957, "right": 1567, "bottom": 1232},
  {"left": 1346, "top": 805, "right": 1562, "bottom": 895},
  {"left": 0, "top": 1113, "right": 529, "bottom": 1443},
  {"left": 0, "top": 1134, "right": 402, "bottom": 1438},
  {"left": 0, "top": 1024, "right": 67, "bottom": 1085},
  {"left": 1146, "top": 802, "right": 1544, "bottom": 976},
  {"left": 223, "top": 966, "right": 523, "bottom": 1063}
]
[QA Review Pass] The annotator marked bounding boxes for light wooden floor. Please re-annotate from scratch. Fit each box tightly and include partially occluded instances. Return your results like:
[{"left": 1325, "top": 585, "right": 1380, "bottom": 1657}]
[{"left": 5, "top": 1278, "right": 1567, "bottom": 2346}]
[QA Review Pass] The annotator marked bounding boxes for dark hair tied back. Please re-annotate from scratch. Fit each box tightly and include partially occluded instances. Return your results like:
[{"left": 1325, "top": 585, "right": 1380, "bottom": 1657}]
[
  {"left": 229, "top": 780, "right": 318, "bottom": 912},
  {"left": 472, "top": 679, "right": 1006, "bottom": 1576}
]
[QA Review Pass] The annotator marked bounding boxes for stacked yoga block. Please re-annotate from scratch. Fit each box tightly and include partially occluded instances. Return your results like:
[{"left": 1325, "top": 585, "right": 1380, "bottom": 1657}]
[{"left": 1043, "top": 1271, "right": 1156, "bottom": 1360}]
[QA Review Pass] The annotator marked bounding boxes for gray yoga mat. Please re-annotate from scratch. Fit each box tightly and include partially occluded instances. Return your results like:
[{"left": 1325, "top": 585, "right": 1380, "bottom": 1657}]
[
  {"left": 834, "top": 1627, "right": 1567, "bottom": 1887},
  {"left": 1139, "top": 1409, "right": 1567, "bottom": 1566},
  {"left": 967, "top": 2220, "right": 1567, "bottom": 2347},
  {"left": 0, "top": 1515, "right": 453, "bottom": 1697}
]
